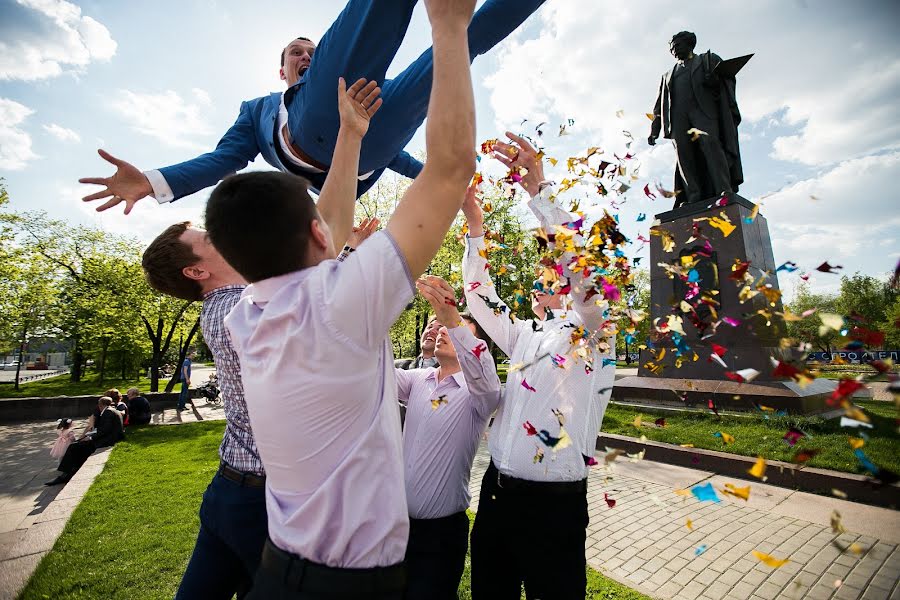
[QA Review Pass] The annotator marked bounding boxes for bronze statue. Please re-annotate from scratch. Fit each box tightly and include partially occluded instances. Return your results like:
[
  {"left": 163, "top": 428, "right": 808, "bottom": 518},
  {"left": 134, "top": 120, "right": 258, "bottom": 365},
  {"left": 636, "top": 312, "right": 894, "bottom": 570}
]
[{"left": 649, "top": 31, "right": 750, "bottom": 208}]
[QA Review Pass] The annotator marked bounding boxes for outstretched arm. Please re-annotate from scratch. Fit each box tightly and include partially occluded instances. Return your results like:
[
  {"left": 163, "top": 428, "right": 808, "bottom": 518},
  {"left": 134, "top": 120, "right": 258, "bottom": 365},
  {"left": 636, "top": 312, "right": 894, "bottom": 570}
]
[
  {"left": 80, "top": 101, "right": 261, "bottom": 214},
  {"left": 386, "top": 0, "right": 477, "bottom": 278},
  {"left": 316, "top": 78, "right": 383, "bottom": 255}
]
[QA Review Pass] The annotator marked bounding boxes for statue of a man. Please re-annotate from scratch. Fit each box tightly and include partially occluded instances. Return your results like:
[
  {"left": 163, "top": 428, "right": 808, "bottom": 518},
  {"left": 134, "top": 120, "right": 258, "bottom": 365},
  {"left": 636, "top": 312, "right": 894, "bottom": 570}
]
[{"left": 649, "top": 31, "right": 744, "bottom": 207}]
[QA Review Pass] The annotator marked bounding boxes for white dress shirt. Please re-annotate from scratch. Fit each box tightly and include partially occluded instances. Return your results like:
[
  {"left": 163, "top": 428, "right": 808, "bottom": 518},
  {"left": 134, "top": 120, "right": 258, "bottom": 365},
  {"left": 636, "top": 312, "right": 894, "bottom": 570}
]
[
  {"left": 225, "top": 231, "right": 414, "bottom": 568},
  {"left": 462, "top": 186, "right": 616, "bottom": 482},
  {"left": 398, "top": 325, "right": 501, "bottom": 519}
]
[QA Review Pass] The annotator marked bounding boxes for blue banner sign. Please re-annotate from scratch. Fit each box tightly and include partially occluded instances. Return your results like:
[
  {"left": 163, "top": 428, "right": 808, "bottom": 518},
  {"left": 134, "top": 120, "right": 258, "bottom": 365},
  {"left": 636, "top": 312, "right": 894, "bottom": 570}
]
[{"left": 807, "top": 350, "right": 899, "bottom": 363}]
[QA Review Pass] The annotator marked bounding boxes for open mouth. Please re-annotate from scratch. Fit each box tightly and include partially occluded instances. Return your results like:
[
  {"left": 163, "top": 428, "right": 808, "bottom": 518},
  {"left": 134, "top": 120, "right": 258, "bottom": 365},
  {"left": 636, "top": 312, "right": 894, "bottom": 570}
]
[{"left": 298, "top": 65, "right": 309, "bottom": 77}]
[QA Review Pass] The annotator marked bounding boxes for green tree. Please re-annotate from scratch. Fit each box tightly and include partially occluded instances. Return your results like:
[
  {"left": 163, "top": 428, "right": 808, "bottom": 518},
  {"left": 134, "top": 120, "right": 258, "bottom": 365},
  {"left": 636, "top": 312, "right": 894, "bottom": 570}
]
[
  {"left": 836, "top": 273, "right": 897, "bottom": 348},
  {"left": 785, "top": 282, "right": 841, "bottom": 352}
]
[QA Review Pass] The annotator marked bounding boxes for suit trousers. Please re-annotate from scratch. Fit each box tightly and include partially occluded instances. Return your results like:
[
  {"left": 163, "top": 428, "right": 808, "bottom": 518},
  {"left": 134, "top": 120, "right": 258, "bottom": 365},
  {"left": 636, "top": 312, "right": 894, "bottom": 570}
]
[
  {"left": 57, "top": 438, "right": 96, "bottom": 475},
  {"left": 175, "top": 471, "right": 268, "bottom": 600},
  {"left": 289, "top": 0, "right": 546, "bottom": 176},
  {"left": 404, "top": 510, "right": 469, "bottom": 600},
  {"left": 470, "top": 461, "right": 588, "bottom": 600}
]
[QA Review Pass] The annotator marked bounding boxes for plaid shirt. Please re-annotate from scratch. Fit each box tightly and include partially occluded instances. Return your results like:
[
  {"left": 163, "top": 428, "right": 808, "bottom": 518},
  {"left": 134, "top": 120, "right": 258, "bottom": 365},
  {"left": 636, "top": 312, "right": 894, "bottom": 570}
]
[{"left": 201, "top": 285, "right": 264, "bottom": 475}]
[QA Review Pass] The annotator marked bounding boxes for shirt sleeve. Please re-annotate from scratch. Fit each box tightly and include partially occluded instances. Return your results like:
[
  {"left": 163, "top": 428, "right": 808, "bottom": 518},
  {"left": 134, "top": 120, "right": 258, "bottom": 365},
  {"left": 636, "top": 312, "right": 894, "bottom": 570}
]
[
  {"left": 461, "top": 235, "right": 526, "bottom": 358},
  {"left": 447, "top": 325, "right": 501, "bottom": 420},
  {"left": 526, "top": 184, "right": 574, "bottom": 230},
  {"left": 395, "top": 368, "right": 414, "bottom": 406},
  {"left": 324, "top": 230, "right": 415, "bottom": 350},
  {"left": 144, "top": 169, "right": 175, "bottom": 204}
]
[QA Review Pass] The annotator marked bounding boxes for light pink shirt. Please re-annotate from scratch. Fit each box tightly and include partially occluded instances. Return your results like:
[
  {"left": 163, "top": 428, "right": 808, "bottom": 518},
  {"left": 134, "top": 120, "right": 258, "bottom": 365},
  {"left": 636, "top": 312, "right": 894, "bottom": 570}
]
[
  {"left": 225, "top": 231, "right": 414, "bottom": 568},
  {"left": 397, "top": 325, "right": 501, "bottom": 519}
]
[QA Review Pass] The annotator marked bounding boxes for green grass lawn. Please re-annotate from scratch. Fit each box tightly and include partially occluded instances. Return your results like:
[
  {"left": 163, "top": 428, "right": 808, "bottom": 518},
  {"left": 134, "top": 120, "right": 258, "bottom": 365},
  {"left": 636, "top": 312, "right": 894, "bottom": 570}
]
[
  {"left": 0, "top": 372, "right": 165, "bottom": 399},
  {"left": 602, "top": 400, "right": 899, "bottom": 475},
  {"left": 21, "top": 421, "right": 648, "bottom": 600}
]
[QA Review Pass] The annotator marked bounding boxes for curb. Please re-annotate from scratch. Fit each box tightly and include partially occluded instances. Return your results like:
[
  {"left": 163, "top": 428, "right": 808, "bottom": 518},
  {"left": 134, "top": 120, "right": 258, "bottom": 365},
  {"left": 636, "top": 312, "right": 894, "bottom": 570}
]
[{"left": 595, "top": 432, "right": 900, "bottom": 509}]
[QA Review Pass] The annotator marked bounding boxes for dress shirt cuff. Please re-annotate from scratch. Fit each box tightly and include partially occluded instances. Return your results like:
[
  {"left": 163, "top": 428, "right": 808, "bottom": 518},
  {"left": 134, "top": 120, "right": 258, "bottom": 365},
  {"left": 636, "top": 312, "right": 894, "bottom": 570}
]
[
  {"left": 465, "top": 234, "right": 486, "bottom": 252},
  {"left": 144, "top": 170, "right": 175, "bottom": 204},
  {"left": 446, "top": 322, "right": 479, "bottom": 351}
]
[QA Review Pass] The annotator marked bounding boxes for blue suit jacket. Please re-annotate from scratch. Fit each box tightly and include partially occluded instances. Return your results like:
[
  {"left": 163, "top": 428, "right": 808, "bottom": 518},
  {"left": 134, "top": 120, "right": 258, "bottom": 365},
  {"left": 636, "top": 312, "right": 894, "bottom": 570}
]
[{"left": 157, "top": 92, "right": 422, "bottom": 200}]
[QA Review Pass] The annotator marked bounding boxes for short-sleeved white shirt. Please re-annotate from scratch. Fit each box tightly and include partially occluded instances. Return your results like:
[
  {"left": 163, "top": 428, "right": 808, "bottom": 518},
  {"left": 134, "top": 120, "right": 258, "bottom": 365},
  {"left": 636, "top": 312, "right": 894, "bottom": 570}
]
[{"left": 225, "top": 231, "right": 414, "bottom": 568}]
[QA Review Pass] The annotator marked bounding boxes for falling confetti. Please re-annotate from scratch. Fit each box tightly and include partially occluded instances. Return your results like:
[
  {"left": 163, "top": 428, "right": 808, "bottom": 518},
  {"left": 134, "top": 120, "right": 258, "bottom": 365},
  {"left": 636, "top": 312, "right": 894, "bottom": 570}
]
[
  {"left": 690, "top": 482, "right": 721, "bottom": 503},
  {"left": 748, "top": 457, "right": 767, "bottom": 479},
  {"left": 752, "top": 551, "right": 789, "bottom": 568},
  {"left": 695, "top": 544, "right": 708, "bottom": 556},
  {"left": 721, "top": 483, "right": 751, "bottom": 501},
  {"left": 713, "top": 431, "right": 735, "bottom": 445},
  {"left": 604, "top": 493, "right": 616, "bottom": 508},
  {"left": 430, "top": 396, "right": 448, "bottom": 410},
  {"left": 686, "top": 519, "right": 694, "bottom": 531}
]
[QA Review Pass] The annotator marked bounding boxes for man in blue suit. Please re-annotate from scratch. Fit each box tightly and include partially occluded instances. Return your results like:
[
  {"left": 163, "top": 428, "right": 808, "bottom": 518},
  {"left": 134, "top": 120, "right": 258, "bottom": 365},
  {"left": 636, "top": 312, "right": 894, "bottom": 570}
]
[{"left": 80, "top": 0, "right": 545, "bottom": 214}]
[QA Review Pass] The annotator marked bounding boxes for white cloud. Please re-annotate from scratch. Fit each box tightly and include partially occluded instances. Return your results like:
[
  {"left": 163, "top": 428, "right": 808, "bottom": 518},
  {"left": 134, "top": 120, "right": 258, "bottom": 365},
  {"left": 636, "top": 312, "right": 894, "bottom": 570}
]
[
  {"left": 484, "top": 1, "right": 900, "bottom": 170},
  {"left": 42, "top": 123, "right": 81, "bottom": 142},
  {"left": 0, "top": 0, "right": 117, "bottom": 81},
  {"left": 107, "top": 89, "right": 215, "bottom": 148},
  {"left": 0, "top": 98, "right": 39, "bottom": 170},
  {"left": 762, "top": 152, "right": 900, "bottom": 299}
]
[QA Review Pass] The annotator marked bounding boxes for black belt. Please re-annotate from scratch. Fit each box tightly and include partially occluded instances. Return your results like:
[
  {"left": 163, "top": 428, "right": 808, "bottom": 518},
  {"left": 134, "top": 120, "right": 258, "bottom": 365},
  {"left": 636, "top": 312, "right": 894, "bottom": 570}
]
[
  {"left": 218, "top": 462, "right": 266, "bottom": 488},
  {"left": 491, "top": 460, "right": 587, "bottom": 495},
  {"left": 259, "top": 538, "right": 406, "bottom": 594}
]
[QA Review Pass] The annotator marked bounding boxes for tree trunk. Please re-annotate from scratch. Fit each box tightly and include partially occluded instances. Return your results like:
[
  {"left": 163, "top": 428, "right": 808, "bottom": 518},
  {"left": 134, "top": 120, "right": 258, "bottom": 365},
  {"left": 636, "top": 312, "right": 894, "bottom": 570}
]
[
  {"left": 70, "top": 336, "right": 83, "bottom": 382},
  {"left": 413, "top": 313, "right": 422, "bottom": 357},
  {"left": 165, "top": 315, "right": 201, "bottom": 393},
  {"left": 13, "top": 323, "right": 27, "bottom": 392},
  {"left": 98, "top": 337, "right": 110, "bottom": 384},
  {"left": 120, "top": 349, "right": 127, "bottom": 380}
]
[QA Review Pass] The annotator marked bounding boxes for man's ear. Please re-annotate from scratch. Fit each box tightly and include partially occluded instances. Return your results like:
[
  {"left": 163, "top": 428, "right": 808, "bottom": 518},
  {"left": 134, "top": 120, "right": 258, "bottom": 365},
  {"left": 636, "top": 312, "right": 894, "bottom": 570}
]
[
  {"left": 279, "top": 67, "right": 286, "bottom": 82},
  {"left": 182, "top": 265, "right": 211, "bottom": 282},
  {"left": 310, "top": 218, "right": 331, "bottom": 253}
]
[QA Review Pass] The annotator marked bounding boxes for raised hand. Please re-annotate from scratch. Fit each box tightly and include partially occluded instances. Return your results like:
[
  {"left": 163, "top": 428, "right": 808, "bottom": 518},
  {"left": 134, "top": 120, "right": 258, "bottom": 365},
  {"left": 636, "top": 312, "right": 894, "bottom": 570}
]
[
  {"left": 490, "top": 131, "right": 545, "bottom": 196},
  {"left": 346, "top": 217, "right": 380, "bottom": 249},
  {"left": 461, "top": 184, "right": 484, "bottom": 237},
  {"left": 79, "top": 149, "right": 153, "bottom": 215},
  {"left": 416, "top": 275, "right": 461, "bottom": 328},
  {"left": 337, "top": 77, "right": 383, "bottom": 139}
]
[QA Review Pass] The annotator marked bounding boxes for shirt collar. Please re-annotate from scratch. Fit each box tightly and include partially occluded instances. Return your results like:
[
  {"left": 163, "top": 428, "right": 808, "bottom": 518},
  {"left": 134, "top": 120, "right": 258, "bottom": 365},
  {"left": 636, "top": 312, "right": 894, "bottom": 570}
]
[
  {"left": 426, "top": 368, "right": 465, "bottom": 388},
  {"left": 202, "top": 284, "right": 247, "bottom": 300},
  {"left": 243, "top": 268, "right": 314, "bottom": 305}
]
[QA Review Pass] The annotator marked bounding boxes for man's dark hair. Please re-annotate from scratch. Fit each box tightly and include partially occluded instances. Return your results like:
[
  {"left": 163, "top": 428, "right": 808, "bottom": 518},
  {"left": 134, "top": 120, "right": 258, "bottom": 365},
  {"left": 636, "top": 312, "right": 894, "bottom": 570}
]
[
  {"left": 670, "top": 31, "right": 697, "bottom": 51},
  {"left": 280, "top": 37, "right": 314, "bottom": 67},
  {"left": 142, "top": 221, "right": 204, "bottom": 301},
  {"left": 460, "top": 313, "right": 489, "bottom": 344},
  {"left": 205, "top": 172, "right": 318, "bottom": 283}
]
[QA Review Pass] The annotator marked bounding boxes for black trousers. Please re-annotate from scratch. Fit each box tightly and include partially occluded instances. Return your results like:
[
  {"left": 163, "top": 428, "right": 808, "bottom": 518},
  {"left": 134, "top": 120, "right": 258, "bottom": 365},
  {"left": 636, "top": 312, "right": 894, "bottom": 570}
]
[
  {"left": 57, "top": 439, "right": 97, "bottom": 475},
  {"left": 247, "top": 538, "right": 405, "bottom": 600},
  {"left": 404, "top": 510, "right": 469, "bottom": 600},
  {"left": 470, "top": 461, "right": 588, "bottom": 600}
]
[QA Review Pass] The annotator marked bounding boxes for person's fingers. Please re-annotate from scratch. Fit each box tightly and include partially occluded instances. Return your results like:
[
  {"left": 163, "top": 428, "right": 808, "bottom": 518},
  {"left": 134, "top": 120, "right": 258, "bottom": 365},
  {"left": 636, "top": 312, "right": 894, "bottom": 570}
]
[
  {"left": 346, "top": 77, "right": 367, "bottom": 97},
  {"left": 78, "top": 177, "right": 109, "bottom": 186},
  {"left": 492, "top": 141, "right": 520, "bottom": 157},
  {"left": 366, "top": 98, "right": 383, "bottom": 118},
  {"left": 491, "top": 151, "right": 515, "bottom": 168},
  {"left": 353, "top": 79, "right": 377, "bottom": 101},
  {"left": 361, "top": 86, "right": 381, "bottom": 108},
  {"left": 82, "top": 189, "right": 113, "bottom": 202},
  {"left": 505, "top": 131, "right": 536, "bottom": 153},
  {"left": 95, "top": 197, "right": 123, "bottom": 212},
  {"left": 123, "top": 199, "right": 138, "bottom": 216},
  {"left": 337, "top": 77, "right": 347, "bottom": 95},
  {"left": 97, "top": 149, "right": 123, "bottom": 167}
]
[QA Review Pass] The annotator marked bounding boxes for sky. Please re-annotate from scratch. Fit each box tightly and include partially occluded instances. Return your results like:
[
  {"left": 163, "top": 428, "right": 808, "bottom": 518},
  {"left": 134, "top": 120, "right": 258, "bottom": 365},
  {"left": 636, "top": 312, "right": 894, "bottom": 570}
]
[{"left": 1, "top": 0, "right": 899, "bottom": 302}]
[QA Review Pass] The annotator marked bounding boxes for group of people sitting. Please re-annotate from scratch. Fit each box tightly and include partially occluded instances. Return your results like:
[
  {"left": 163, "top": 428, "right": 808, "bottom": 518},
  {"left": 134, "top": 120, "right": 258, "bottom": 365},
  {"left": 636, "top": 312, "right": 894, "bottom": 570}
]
[
  {"left": 77, "top": 1, "right": 620, "bottom": 598},
  {"left": 46, "top": 388, "right": 151, "bottom": 486}
]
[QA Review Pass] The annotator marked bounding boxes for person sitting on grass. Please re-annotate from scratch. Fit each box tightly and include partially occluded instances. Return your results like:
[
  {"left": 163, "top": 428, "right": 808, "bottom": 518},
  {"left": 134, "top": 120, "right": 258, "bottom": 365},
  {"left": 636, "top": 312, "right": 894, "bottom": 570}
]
[
  {"left": 204, "top": 2, "right": 477, "bottom": 595},
  {"left": 107, "top": 388, "right": 129, "bottom": 426},
  {"left": 45, "top": 396, "right": 124, "bottom": 486},
  {"left": 126, "top": 388, "right": 151, "bottom": 425}
]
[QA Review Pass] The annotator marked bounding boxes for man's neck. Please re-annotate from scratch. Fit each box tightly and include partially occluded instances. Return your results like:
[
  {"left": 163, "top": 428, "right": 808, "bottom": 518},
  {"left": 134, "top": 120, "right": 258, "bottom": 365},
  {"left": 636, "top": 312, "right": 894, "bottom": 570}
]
[
  {"left": 436, "top": 360, "right": 461, "bottom": 382},
  {"left": 421, "top": 350, "right": 435, "bottom": 360},
  {"left": 201, "top": 276, "right": 246, "bottom": 296}
]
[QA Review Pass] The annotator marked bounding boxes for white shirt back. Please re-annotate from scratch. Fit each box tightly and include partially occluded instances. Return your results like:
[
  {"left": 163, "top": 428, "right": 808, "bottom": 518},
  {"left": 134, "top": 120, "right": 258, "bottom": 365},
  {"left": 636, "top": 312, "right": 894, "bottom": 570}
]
[{"left": 225, "top": 231, "right": 414, "bottom": 568}]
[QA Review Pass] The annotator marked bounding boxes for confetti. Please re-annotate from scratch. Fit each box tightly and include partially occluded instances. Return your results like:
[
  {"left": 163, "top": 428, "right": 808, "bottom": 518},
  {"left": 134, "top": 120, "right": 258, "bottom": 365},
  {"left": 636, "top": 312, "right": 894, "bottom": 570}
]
[
  {"left": 713, "top": 431, "right": 735, "bottom": 445},
  {"left": 523, "top": 421, "right": 537, "bottom": 436},
  {"left": 686, "top": 519, "right": 693, "bottom": 531},
  {"left": 816, "top": 261, "right": 843, "bottom": 274},
  {"left": 686, "top": 128, "right": 708, "bottom": 141},
  {"left": 830, "top": 511, "right": 846, "bottom": 534},
  {"left": 533, "top": 446, "right": 545, "bottom": 464},
  {"left": 604, "top": 493, "right": 616, "bottom": 508},
  {"left": 721, "top": 483, "right": 751, "bottom": 501},
  {"left": 472, "top": 343, "right": 488, "bottom": 359},
  {"left": 748, "top": 457, "right": 767, "bottom": 479},
  {"left": 752, "top": 551, "right": 789, "bottom": 568},
  {"left": 831, "top": 488, "right": 848, "bottom": 499},
  {"left": 690, "top": 482, "right": 721, "bottom": 503},
  {"left": 521, "top": 379, "right": 537, "bottom": 392},
  {"left": 792, "top": 448, "right": 821, "bottom": 464},
  {"left": 430, "top": 395, "right": 448, "bottom": 410},
  {"left": 695, "top": 544, "right": 708, "bottom": 556},
  {"left": 582, "top": 454, "right": 598, "bottom": 466},
  {"left": 783, "top": 427, "right": 807, "bottom": 446}
]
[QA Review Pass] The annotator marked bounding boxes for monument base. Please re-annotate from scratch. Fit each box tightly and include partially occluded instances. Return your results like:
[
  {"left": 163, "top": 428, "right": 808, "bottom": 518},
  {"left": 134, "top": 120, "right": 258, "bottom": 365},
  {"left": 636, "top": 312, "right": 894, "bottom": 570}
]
[{"left": 612, "top": 375, "right": 838, "bottom": 415}]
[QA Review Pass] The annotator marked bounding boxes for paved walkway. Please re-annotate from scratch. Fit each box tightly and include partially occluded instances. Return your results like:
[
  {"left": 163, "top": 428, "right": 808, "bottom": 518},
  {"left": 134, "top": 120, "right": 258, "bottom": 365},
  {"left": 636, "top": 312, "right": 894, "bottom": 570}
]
[{"left": 468, "top": 445, "right": 900, "bottom": 600}]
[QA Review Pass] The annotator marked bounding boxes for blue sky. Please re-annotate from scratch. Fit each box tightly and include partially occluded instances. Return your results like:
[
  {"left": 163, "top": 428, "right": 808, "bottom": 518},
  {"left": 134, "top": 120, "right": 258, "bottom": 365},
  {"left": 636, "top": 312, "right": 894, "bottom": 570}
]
[{"left": 2, "top": 0, "right": 899, "bottom": 301}]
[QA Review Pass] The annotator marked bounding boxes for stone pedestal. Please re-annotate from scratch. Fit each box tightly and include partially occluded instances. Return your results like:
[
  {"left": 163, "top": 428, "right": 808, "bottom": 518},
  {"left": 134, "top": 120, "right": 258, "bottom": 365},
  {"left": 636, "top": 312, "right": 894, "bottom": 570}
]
[{"left": 614, "top": 194, "right": 835, "bottom": 414}]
